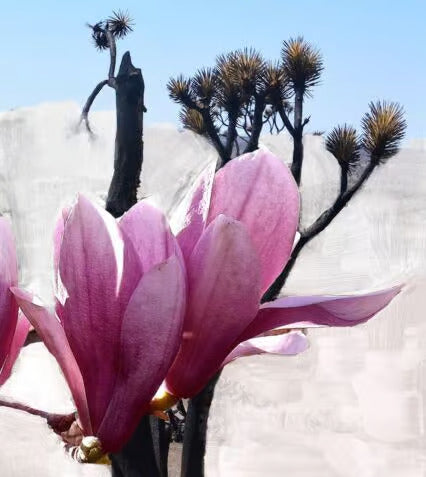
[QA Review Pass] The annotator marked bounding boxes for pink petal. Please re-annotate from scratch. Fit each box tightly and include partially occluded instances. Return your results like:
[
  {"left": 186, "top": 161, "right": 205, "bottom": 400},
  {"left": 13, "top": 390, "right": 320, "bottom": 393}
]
[
  {"left": 222, "top": 331, "right": 309, "bottom": 366},
  {"left": 11, "top": 287, "right": 92, "bottom": 434},
  {"left": 176, "top": 163, "right": 216, "bottom": 261},
  {"left": 53, "top": 206, "right": 71, "bottom": 291},
  {"left": 238, "top": 287, "right": 402, "bottom": 343},
  {"left": 0, "top": 218, "right": 18, "bottom": 367},
  {"left": 166, "top": 215, "right": 261, "bottom": 398},
  {"left": 207, "top": 149, "right": 300, "bottom": 294},
  {"left": 0, "top": 312, "right": 30, "bottom": 386},
  {"left": 119, "top": 201, "right": 181, "bottom": 273},
  {"left": 57, "top": 195, "right": 141, "bottom": 433},
  {"left": 97, "top": 256, "right": 186, "bottom": 452}
]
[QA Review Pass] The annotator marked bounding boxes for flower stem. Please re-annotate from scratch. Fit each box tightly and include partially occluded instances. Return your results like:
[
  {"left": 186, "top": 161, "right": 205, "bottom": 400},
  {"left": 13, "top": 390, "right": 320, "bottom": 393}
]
[{"left": 0, "top": 398, "right": 75, "bottom": 433}]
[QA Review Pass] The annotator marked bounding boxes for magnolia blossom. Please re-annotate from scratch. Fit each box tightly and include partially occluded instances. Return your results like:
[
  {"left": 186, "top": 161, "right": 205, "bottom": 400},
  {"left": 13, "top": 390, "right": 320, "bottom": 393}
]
[
  {"left": 165, "top": 149, "right": 401, "bottom": 398},
  {"left": 12, "top": 196, "right": 186, "bottom": 453},
  {"left": 0, "top": 218, "right": 30, "bottom": 386}
]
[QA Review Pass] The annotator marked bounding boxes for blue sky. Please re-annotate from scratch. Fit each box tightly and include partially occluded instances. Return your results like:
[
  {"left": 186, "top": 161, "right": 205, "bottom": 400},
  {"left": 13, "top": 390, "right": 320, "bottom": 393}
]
[{"left": 0, "top": 1, "right": 424, "bottom": 139}]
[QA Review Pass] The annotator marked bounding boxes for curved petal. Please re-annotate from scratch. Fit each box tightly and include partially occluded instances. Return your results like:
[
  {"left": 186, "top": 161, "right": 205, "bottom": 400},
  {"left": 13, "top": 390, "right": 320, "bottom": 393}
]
[
  {"left": 175, "top": 163, "right": 216, "bottom": 261},
  {"left": 97, "top": 256, "right": 186, "bottom": 452},
  {"left": 119, "top": 201, "right": 181, "bottom": 273},
  {"left": 166, "top": 215, "right": 261, "bottom": 398},
  {"left": 222, "top": 331, "right": 309, "bottom": 366},
  {"left": 53, "top": 206, "right": 72, "bottom": 291},
  {"left": 207, "top": 149, "right": 300, "bottom": 294},
  {"left": 57, "top": 195, "right": 140, "bottom": 433},
  {"left": 238, "top": 287, "right": 402, "bottom": 343},
  {"left": 0, "top": 311, "right": 30, "bottom": 385},
  {"left": 11, "top": 287, "right": 92, "bottom": 434},
  {"left": 0, "top": 218, "right": 18, "bottom": 367}
]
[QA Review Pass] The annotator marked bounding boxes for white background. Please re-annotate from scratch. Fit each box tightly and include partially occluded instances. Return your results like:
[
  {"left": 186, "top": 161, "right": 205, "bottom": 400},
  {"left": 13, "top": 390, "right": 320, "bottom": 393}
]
[{"left": 0, "top": 103, "right": 425, "bottom": 476}]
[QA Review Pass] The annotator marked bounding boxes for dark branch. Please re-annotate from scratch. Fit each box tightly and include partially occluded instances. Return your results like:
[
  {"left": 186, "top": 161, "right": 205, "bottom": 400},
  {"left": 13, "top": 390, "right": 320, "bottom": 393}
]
[
  {"left": 262, "top": 160, "right": 377, "bottom": 302},
  {"left": 110, "top": 416, "right": 163, "bottom": 477},
  {"left": 340, "top": 165, "right": 349, "bottom": 195},
  {"left": 244, "top": 92, "right": 266, "bottom": 153},
  {"left": 290, "top": 88, "right": 305, "bottom": 185},
  {"left": 200, "top": 108, "right": 229, "bottom": 167},
  {"left": 106, "top": 28, "right": 117, "bottom": 85},
  {"left": 0, "top": 399, "right": 75, "bottom": 435},
  {"left": 80, "top": 79, "right": 109, "bottom": 133},
  {"left": 302, "top": 116, "right": 310, "bottom": 128},
  {"left": 181, "top": 372, "right": 222, "bottom": 477},
  {"left": 277, "top": 103, "right": 295, "bottom": 136},
  {"left": 105, "top": 52, "right": 145, "bottom": 217},
  {"left": 178, "top": 96, "right": 228, "bottom": 165},
  {"left": 224, "top": 112, "right": 238, "bottom": 158},
  {"left": 293, "top": 88, "right": 303, "bottom": 130}
]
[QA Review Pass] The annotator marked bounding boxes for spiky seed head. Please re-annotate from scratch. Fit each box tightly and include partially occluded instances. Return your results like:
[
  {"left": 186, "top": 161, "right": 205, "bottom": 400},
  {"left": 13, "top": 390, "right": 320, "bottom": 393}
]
[
  {"left": 326, "top": 125, "right": 361, "bottom": 168},
  {"left": 89, "top": 22, "right": 109, "bottom": 50},
  {"left": 179, "top": 107, "right": 207, "bottom": 135},
  {"left": 214, "top": 49, "right": 265, "bottom": 110},
  {"left": 214, "top": 53, "right": 242, "bottom": 112},
  {"left": 191, "top": 68, "right": 217, "bottom": 105},
  {"left": 281, "top": 37, "right": 323, "bottom": 95},
  {"left": 361, "top": 101, "right": 406, "bottom": 163},
  {"left": 225, "top": 48, "right": 266, "bottom": 94},
  {"left": 107, "top": 10, "right": 134, "bottom": 38},
  {"left": 167, "top": 75, "right": 194, "bottom": 104},
  {"left": 262, "top": 61, "right": 290, "bottom": 105}
]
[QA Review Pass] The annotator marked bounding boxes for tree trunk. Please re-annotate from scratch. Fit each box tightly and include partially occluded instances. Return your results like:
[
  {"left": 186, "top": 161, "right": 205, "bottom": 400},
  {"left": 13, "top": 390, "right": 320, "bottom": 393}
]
[
  {"left": 180, "top": 372, "right": 222, "bottom": 477},
  {"left": 106, "top": 52, "right": 163, "bottom": 477},
  {"left": 244, "top": 93, "right": 266, "bottom": 154},
  {"left": 340, "top": 166, "right": 348, "bottom": 194},
  {"left": 106, "top": 51, "right": 145, "bottom": 218},
  {"left": 224, "top": 113, "right": 238, "bottom": 160},
  {"left": 150, "top": 416, "right": 171, "bottom": 477},
  {"left": 290, "top": 88, "right": 304, "bottom": 185},
  {"left": 291, "top": 133, "right": 304, "bottom": 186},
  {"left": 110, "top": 416, "right": 163, "bottom": 477}
]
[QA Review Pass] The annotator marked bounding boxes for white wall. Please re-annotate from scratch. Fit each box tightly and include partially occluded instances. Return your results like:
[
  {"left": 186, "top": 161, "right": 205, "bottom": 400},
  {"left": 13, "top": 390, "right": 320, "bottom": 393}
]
[
  {"left": 0, "top": 102, "right": 425, "bottom": 476},
  {"left": 207, "top": 136, "right": 426, "bottom": 476},
  {"left": 0, "top": 102, "right": 215, "bottom": 305}
]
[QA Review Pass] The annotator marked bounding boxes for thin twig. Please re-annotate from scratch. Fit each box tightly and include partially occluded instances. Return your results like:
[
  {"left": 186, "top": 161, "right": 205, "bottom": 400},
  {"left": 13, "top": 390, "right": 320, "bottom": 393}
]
[
  {"left": 80, "top": 79, "right": 109, "bottom": 134},
  {"left": 302, "top": 116, "right": 311, "bottom": 128},
  {"left": 0, "top": 398, "right": 75, "bottom": 434}
]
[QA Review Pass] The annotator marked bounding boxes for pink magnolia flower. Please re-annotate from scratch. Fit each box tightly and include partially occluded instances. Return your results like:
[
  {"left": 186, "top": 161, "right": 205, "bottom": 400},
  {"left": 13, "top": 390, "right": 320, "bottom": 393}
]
[
  {"left": 12, "top": 196, "right": 186, "bottom": 453},
  {"left": 165, "top": 149, "right": 401, "bottom": 398},
  {"left": 0, "top": 218, "right": 30, "bottom": 386}
]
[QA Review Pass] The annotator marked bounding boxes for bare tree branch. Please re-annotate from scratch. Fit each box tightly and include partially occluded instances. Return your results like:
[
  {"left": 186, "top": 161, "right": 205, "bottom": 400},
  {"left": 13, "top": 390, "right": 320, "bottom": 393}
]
[
  {"left": 0, "top": 399, "right": 75, "bottom": 435},
  {"left": 244, "top": 92, "right": 266, "bottom": 153},
  {"left": 224, "top": 113, "right": 238, "bottom": 157},
  {"left": 199, "top": 108, "right": 228, "bottom": 166},
  {"left": 340, "top": 165, "right": 349, "bottom": 195},
  {"left": 80, "top": 79, "right": 108, "bottom": 133},
  {"left": 105, "top": 28, "right": 117, "bottom": 86},
  {"left": 302, "top": 116, "right": 310, "bottom": 128},
  {"left": 276, "top": 103, "right": 295, "bottom": 136},
  {"left": 262, "top": 160, "right": 377, "bottom": 302}
]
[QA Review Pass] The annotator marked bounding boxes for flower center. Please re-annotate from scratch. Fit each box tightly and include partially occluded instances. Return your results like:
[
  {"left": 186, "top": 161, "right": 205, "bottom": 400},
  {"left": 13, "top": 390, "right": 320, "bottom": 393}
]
[
  {"left": 149, "top": 388, "right": 179, "bottom": 412},
  {"left": 76, "top": 436, "right": 110, "bottom": 464}
]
